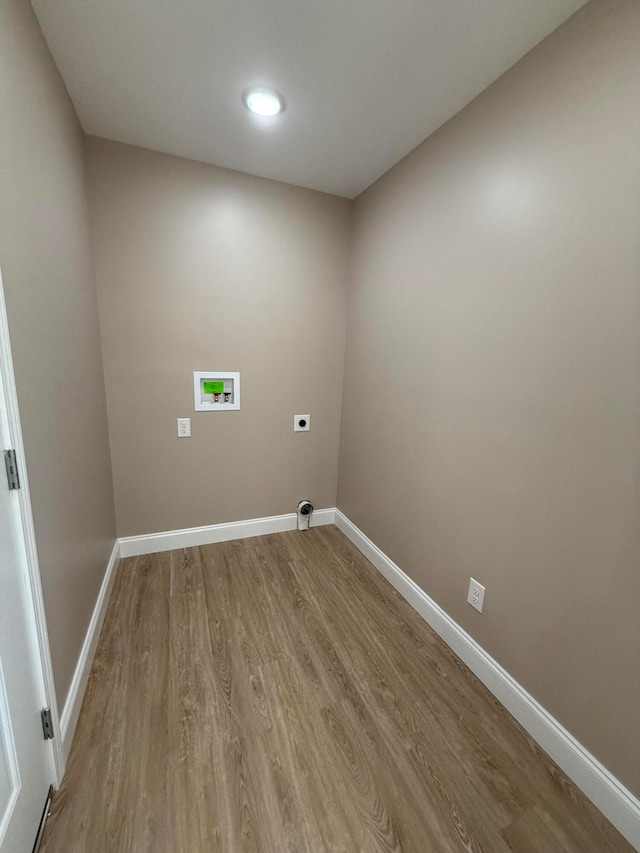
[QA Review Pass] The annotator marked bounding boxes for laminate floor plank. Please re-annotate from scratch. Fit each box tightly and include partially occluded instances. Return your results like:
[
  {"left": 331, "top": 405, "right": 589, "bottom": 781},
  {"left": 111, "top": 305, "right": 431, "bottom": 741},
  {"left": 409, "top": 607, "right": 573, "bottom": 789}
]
[
  {"left": 40, "top": 526, "right": 634, "bottom": 853},
  {"left": 285, "top": 555, "right": 516, "bottom": 847}
]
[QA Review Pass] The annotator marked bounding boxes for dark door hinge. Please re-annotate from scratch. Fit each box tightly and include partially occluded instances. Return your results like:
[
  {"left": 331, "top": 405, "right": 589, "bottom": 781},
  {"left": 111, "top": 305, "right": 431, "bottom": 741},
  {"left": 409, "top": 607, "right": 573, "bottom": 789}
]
[
  {"left": 4, "top": 449, "right": 20, "bottom": 490},
  {"left": 32, "top": 785, "right": 55, "bottom": 853},
  {"left": 41, "top": 708, "right": 54, "bottom": 741}
]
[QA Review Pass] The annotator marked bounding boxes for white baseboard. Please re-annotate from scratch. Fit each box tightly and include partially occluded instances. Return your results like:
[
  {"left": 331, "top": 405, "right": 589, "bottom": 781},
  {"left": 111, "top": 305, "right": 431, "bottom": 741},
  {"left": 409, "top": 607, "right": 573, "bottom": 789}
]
[
  {"left": 59, "top": 539, "right": 120, "bottom": 763},
  {"left": 334, "top": 509, "right": 640, "bottom": 852},
  {"left": 118, "top": 508, "right": 336, "bottom": 558}
]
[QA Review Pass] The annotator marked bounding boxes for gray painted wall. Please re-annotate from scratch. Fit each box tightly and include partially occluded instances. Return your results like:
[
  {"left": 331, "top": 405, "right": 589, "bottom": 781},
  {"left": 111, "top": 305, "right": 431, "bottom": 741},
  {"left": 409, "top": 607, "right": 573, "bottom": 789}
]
[
  {"left": 0, "top": 0, "right": 116, "bottom": 710},
  {"left": 86, "top": 138, "right": 351, "bottom": 537},
  {"left": 338, "top": 0, "right": 640, "bottom": 796}
]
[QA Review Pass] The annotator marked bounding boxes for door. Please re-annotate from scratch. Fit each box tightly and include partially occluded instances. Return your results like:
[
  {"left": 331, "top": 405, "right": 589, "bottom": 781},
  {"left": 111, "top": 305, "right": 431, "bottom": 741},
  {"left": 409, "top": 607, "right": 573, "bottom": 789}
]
[{"left": 0, "top": 384, "right": 53, "bottom": 847}]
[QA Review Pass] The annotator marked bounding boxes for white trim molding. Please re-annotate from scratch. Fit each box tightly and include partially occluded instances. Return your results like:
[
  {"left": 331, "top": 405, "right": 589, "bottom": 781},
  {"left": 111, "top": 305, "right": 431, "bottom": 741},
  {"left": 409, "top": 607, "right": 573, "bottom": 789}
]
[
  {"left": 119, "top": 508, "right": 336, "bottom": 558},
  {"left": 59, "top": 540, "right": 120, "bottom": 762},
  {"left": 334, "top": 509, "right": 640, "bottom": 852},
  {"left": 0, "top": 271, "right": 65, "bottom": 785}
]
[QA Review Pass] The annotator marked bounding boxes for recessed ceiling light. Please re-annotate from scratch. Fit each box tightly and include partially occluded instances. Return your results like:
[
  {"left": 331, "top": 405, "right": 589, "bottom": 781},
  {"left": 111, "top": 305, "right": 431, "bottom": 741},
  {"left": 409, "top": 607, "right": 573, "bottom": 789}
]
[{"left": 243, "top": 88, "right": 284, "bottom": 117}]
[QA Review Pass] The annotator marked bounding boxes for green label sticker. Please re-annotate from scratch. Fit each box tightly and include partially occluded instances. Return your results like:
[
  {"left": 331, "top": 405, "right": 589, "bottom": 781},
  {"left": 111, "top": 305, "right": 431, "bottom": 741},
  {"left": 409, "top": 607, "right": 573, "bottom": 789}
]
[{"left": 204, "top": 380, "right": 225, "bottom": 395}]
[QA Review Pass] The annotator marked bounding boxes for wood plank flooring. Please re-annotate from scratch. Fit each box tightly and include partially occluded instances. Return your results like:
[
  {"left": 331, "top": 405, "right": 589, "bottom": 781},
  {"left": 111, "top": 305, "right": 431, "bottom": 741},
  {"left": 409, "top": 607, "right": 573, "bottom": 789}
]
[{"left": 40, "top": 526, "right": 634, "bottom": 852}]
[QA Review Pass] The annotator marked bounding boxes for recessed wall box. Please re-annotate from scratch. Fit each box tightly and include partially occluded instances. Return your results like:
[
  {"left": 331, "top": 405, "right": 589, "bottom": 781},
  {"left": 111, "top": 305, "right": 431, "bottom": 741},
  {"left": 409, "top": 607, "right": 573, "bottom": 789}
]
[{"left": 194, "top": 372, "right": 240, "bottom": 411}]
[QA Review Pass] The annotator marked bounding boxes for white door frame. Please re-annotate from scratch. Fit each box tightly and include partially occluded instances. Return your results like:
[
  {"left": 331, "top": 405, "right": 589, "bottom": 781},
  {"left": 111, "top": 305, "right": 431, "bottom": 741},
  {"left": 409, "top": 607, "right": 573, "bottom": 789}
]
[{"left": 0, "top": 266, "right": 64, "bottom": 786}]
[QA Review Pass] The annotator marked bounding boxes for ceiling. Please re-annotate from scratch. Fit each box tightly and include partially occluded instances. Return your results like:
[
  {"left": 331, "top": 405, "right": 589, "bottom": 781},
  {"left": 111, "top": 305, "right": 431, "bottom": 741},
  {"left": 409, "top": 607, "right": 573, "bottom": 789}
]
[{"left": 32, "top": 0, "right": 588, "bottom": 198}]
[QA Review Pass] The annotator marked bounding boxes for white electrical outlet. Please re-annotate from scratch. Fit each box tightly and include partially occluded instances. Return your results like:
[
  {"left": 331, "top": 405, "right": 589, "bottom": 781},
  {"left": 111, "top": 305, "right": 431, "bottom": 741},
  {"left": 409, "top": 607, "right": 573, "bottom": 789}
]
[
  {"left": 467, "top": 577, "right": 485, "bottom": 613},
  {"left": 294, "top": 414, "right": 310, "bottom": 432},
  {"left": 177, "top": 418, "right": 191, "bottom": 438}
]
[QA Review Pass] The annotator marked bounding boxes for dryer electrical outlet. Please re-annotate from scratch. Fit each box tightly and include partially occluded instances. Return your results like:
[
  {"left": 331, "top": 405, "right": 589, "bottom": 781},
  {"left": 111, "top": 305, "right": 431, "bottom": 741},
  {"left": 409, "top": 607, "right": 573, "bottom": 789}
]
[{"left": 294, "top": 414, "right": 310, "bottom": 432}]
